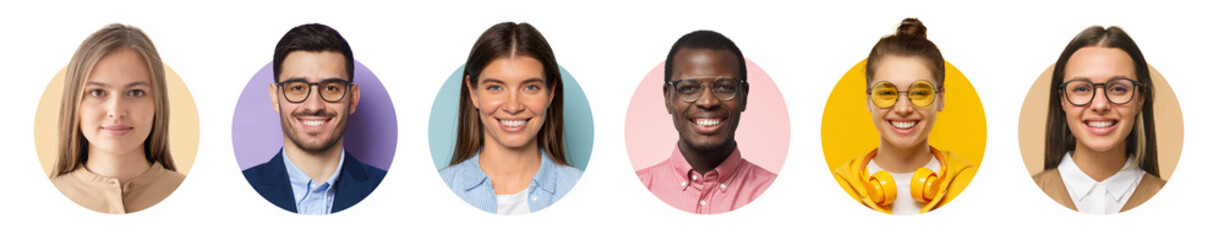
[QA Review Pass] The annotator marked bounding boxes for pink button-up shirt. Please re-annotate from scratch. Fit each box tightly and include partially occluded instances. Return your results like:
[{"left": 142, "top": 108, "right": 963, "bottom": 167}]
[{"left": 636, "top": 145, "right": 777, "bottom": 214}]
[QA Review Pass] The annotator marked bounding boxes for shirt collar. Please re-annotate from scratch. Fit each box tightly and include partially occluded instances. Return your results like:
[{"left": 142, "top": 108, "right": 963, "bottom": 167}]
[
  {"left": 667, "top": 145, "right": 744, "bottom": 191},
  {"left": 1058, "top": 152, "right": 1143, "bottom": 202},
  {"left": 71, "top": 161, "right": 169, "bottom": 186},
  {"left": 282, "top": 148, "right": 346, "bottom": 191},
  {"left": 456, "top": 148, "right": 556, "bottom": 194}
]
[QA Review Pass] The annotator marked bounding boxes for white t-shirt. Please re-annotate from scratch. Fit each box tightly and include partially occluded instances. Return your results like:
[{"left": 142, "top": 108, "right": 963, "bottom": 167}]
[
  {"left": 495, "top": 188, "right": 530, "bottom": 215},
  {"left": 1058, "top": 152, "right": 1143, "bottom": 214},
  {"left": 867, "top": 156, "right": 940, "bottom": 215}
]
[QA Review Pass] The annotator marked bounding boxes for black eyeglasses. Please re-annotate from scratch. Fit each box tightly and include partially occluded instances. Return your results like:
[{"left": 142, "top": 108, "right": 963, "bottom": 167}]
[
  {"left": 1058, "top": 78, "right": 1144, "bottom": 106},
  {"left": 665, "top": 77, "right": 745, "bottom": 103},
  {"left": 276, "top": 78, "right": 352, "bottom": 103}
]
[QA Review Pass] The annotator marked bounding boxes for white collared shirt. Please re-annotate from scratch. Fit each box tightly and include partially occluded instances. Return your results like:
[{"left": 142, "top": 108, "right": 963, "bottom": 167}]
[
  {"left": 867, "top": 156, "right": 940, "bottom": 215},
  {"left": 1058, "top": 152, "right": 1143, "bottom": 214}
]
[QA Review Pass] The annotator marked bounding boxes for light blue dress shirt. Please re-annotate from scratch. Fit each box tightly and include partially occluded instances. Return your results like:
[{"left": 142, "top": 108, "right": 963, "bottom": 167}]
[
  {"left": 282, "top": 148, "right": 346, "bottom": 215},
  {"left": 439, "top": 149, "right": 583, "bottom": 214}
]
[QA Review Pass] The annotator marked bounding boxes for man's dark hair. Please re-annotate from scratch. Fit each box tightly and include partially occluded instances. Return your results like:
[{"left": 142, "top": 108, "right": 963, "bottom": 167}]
[
  {"left": 273, "top": 23, "right": 354, "bottom": 82},
  {"left": 664, "top": 30, "right": 746, "bottom": 83}
]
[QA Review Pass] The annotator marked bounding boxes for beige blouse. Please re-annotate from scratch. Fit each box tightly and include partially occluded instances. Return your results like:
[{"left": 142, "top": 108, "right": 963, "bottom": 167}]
[{"left": 50, "top": 162, "right": 185, "bottom": 214}]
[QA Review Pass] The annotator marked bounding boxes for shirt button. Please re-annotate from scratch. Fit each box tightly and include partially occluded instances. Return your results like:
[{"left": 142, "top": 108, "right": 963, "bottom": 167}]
[
  {"left": 531, "top": 196, "right": 538, "bottom": 201},
  {"left": 680, "top": 181, "right": 688, "bottom": 187},
  {"left": 699, "top": 200, "right": 707, "bottom": 206},
  {"left": 720, "top": 184, "right": 727, "bottom": 189}
]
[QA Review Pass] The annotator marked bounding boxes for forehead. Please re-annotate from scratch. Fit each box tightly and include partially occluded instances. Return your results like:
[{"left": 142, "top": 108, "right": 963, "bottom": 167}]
[
  {"left": 478, "top": 55, "right": 545, "bottom": 83},
  {"left": 871, "top": 55, "right": 935, "bottom": 87},
  {"left": 279, "top": 51, "right": 348, "bottom": 81},
  {"left": 88, "top": 47, "right": 152, "bottom": 85},
  {"left": 671, "top": 48, "right": 739, "bottom": 79},
  {"left": 1064, "top": 46, "right": 1136, "bottom": 82}
]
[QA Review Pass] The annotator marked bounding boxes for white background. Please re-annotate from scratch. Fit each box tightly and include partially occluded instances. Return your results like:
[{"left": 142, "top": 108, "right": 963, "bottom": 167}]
[{"left": 2, "top": 0, "right": 1217, "bottom": 239}]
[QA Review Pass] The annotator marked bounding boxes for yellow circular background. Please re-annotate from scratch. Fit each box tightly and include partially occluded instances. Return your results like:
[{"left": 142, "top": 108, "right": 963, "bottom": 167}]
[
  {"left": 34, "top": 64, "right": 200, "bottom": 176},
  {"left": 821, "top": 59, "right": 987, "bottom": 203}
]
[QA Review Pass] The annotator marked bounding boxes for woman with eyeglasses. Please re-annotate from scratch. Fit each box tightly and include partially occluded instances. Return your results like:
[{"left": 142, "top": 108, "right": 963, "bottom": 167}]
[
  {"left": 438, "top": 22, "right": 582, "bottom": 215},
  {"left": 50, "top": 24, "right": 184, "bottom": 214},
  {"left": 1031, "top": 26, "right": 1164, "bottom": 214},
  {"left": 832, "top": 18, "right": 976, "bottom": 215}
]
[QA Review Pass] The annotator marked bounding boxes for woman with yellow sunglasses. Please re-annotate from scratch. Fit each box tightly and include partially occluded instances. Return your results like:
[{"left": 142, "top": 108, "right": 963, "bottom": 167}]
[{"left": 832, "top": 18, "right": 976, "bottom": 215}]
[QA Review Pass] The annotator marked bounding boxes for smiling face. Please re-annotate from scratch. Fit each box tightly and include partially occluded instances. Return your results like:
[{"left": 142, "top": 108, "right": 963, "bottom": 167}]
[
  {"left": 468, "top": 55, "right": 554, "bottom": 150},
  {"left": 665, "top": 48, "right": 745, "bottom": 151},
  {"left": 268, "top": 51, "right": 360, "bottom": 153},
  {"left": 79, "top": 47, "right": 156, "bottom": 156},
  {"left": 867, "top": 56, "right": 942, "bottom": 149},
  {"left": 1060, "top": 46, "right": 1144, "bottom": 153}
]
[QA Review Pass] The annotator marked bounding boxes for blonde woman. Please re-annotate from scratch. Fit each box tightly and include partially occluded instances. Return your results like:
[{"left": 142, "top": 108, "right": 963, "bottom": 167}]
[{"left": 51, "top": 24, "right": 184, "bottom": 214}]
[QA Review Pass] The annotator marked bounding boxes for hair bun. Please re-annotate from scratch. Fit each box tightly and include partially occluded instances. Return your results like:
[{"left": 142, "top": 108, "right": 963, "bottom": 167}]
[{"left": 896, "top": 18, "right": 927, "bottom": 39}]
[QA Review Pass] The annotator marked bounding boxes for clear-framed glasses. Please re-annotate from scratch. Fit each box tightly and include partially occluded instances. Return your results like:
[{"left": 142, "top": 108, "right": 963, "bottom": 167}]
[
  {"left": 1058, "top": 78, "right": 1143, "bottom": 106},
  {"left": 277, "top": 78, "right": 352, "bottom": 103},
  {"left": 665, "top": 77, "right": 745, "bottom": 103},
  {"left": 868, "top": 80, "right": 941, "bottom": 108}
]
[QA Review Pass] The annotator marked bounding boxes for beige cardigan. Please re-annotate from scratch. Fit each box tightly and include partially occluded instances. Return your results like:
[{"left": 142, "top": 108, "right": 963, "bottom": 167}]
[
  {"left": 51, "top": 162, "right": 185, "bottom": 214},
  {"left": 1032, "top": 168, "right": 1165, "bottom": 212}
]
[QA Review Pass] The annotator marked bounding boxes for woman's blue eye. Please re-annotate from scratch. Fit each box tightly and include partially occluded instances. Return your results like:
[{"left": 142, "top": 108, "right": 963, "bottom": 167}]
[
  {"left": 487, "top": 85, "right": 502, "bottom": 91},
  {"left": 525, "top": 85, "right": 539, "bottom": 91}
]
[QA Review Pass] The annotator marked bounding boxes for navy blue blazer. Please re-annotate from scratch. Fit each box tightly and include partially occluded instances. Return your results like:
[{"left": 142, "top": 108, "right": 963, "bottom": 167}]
[{"left": 242, "top": 149, "right": 387, "bottom": 213}]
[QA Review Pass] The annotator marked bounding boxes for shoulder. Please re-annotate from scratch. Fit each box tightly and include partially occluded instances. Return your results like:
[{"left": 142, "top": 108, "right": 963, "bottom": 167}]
[
  {"left": 739, "top": 159, "right": 777, "bottom": 181},
  {"left": 348, "top": 155, "right": 387, "bottom": 180},
  {"left": 941, "top": 150, "right": 976, "bottom": 173},
  {"left": 1123, "top": 172, "right": 1166, "bottom": 210},
  {"left": 1031, "top": 168, "right": 1062, "bottom": 187},
  {"left": 438, "top": 158, "right": 484, "bottom": 190},
  {"left": 241, "top": 160, "right": 278, "bottom": 181},
  {"left": 635, "top": 160, "right": 669, "bottom": 183},
  {"left": 551, "top": 164, "right": 584, "bottom": 190}
]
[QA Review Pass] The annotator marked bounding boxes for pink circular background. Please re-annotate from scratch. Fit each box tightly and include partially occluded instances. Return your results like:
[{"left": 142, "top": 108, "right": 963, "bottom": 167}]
[{"left": 625, "top": 60, "right": 789, "bottom": 173}]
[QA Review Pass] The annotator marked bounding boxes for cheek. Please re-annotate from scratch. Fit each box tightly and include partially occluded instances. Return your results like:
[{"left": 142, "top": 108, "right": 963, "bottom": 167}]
[
  {"left": 477, "top": 96, "right": 501, "bottom": 116},
  {"left": 525, "top": 96, "right": 550, "bottom": 115}
]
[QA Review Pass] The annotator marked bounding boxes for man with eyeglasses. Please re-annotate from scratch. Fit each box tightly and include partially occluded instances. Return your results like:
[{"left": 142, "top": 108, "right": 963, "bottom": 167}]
[
  {"left": 636, "top": 30, "right": 776, "bottom": 214},
  {"left": 243, "top": 23, "right": 386, "bottom": 215}
]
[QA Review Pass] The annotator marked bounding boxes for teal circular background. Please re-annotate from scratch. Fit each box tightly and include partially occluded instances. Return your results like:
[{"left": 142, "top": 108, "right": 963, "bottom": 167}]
[{"left": 428, "top": 65, "right": 593, "bottom": 171}]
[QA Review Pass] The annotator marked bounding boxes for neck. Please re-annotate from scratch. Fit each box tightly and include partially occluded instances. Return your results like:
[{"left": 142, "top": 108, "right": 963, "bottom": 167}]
[
  {"left": 875, "top": 139, "right": 932, "bottom": 173},
  {"left": 284, "top": 138, "right": 344, "bottom": 184},
  {"left": 1071, "top": 142, "right": 1128, "bottom": 182},
  {"left": 478, "top": 134, "right": 542, "bottom": 194},
  {"left": 678, "top": 140, "right": 736, "bottom": 174},
  {"left": 84, "top": 145, "right": 152, "bottom": 184}
]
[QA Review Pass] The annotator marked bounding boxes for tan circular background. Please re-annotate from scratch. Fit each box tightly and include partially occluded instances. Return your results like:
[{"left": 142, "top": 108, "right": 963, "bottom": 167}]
[
  {"left": 35, "top": 64, "right": 200, "bottom": 176},
  {"left": 1018, "top": 64, "right": 1182, "bottom": 180}
]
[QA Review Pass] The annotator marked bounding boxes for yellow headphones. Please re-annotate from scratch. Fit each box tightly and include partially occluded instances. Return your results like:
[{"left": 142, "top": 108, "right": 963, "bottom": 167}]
[{"left": 859, "top": 147, "right": 949, "bottom": 207}]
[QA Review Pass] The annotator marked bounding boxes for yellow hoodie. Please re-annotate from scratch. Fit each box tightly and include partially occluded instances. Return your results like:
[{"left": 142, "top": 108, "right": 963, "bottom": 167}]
[{"left": 832, "top": 146, "right": 976, "bottom": 214}]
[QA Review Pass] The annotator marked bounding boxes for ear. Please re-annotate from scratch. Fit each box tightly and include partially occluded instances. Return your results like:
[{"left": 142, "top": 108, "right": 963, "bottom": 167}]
[
  {"left": 662, "top": 83, "right": 674, "bottom": 114},
  {"left": 268, "top": 82, "right": 281, "bottom": 114},
  {"left": 1136, "top": 89, "right": 1147, "bottom": 109},
  {"left": 739, "top": 81, "right": 749, "bottom": 112},
  {"left": 348, "top": 84, "right": 361, "bottom": 115},
  {"left": 465, "top": 75, "right": 479, "bottom": 109},
  {"left": 936, "top": 88, "right": 945, "bottom": 112},
  {"left": 547, "top": 81, "right": 557, "bottom": 107}
]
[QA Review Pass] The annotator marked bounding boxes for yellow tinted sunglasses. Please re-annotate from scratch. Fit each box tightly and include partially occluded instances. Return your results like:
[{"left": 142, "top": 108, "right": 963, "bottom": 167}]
[{"left": 868, "top": 80, "right": 941, "bottom": 108}]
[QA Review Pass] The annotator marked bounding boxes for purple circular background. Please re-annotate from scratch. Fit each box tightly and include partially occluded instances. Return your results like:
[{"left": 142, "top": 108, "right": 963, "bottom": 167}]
[{"left": 232, "top": 61, "right": 396, "bottom": 170}]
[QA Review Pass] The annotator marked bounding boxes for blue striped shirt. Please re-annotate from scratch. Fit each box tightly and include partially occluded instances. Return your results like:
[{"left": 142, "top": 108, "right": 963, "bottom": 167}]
[
  {"left": 282, "top": 148, "right": 345, "bottom": 215},
  {"left": 439, "top": 149, "right": 583, "bottom": 214}
]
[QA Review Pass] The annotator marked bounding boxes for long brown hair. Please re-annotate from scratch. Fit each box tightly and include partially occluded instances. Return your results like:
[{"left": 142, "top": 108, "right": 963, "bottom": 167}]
[
  {"left": 450, "top": 22, "right": 568, "bottom": 167},
  {"left": 54, "top": 24, "right": 175, "bottom": 177},
  {"left": 865, "top": 18, "right": 945, "bottom": 89},
  {"left": 1044, "top": 26, "right": 1159, "bottom": 177}
]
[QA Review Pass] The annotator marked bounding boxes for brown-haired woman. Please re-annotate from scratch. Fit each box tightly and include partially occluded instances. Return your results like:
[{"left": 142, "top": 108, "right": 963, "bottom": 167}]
[
  {"left": 50, "top": 24, "right": 184, "bottom": 214},
  {"left": 439, "top": 22, "right": 582, "bottom": 215},
  {"left": 1031, "top": 26, "right": 1164, "bottom": 214},
  {"left": 832, "top": 18, "right": 976, "bottom": 215}
]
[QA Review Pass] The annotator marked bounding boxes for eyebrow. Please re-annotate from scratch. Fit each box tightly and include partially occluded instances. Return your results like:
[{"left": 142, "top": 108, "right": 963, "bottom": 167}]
[
  {"left": 85, "top": 81, "right": 151, "bottom": 88},
  {"left": 480, "top": 78, "right": 545, "bottom": 85},
  {"left": 284, "top": 77, "right": 350, "bottom": 82}
]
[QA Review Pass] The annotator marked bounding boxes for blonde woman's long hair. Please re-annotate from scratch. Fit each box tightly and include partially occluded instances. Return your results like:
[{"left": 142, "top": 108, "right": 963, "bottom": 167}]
[{"left": 54, "top": 23, "right": 174, "bottom": 177}]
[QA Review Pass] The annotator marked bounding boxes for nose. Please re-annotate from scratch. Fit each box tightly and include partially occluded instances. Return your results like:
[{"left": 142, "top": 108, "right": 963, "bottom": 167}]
[
  {"left": 502, "top": 88, "right": 525, "bottom": 114},
  {"left": 106, "top": 94, "right": 126, "bottom": 119},
  {"left": 1088, "top": 87, "right": 1111, "bottom": 113},
  {"left": 301, "top": 85, "right": 326, "bottom": 113},
  {"left": 892, "top": 93, "right": 914, "bottom": 116},
  {"left": 693, "top": 84, "right": 719, "bottom": 110}
]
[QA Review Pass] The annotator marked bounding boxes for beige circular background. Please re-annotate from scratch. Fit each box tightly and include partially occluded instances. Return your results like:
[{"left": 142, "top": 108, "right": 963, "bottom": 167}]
[
  {"left": 1018, "top": 64, "right": 1182, "bottom": 180},
  {"left": 35, "top": 64, "right": 200, "bottom": 176}
]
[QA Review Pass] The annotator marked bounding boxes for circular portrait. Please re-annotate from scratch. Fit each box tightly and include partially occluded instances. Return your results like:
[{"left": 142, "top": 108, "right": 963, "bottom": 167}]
[
  {"left": 232, "top": 23, "right": 394, "bottom": 215},
  {"left": 821, "top": 18, "right": 985, "bottom": 215},
  {"left": 34, "top": 24, "right": 200, "bottom": 214},
  {"left": 626, "top": 30, "right": 788, "bottom": 214},
  {"left": 1018, "top": 25, "right": 1183, "bottom": 214},
  {"left": 428, "top": 22, "right": 593, "bottom": 216}
]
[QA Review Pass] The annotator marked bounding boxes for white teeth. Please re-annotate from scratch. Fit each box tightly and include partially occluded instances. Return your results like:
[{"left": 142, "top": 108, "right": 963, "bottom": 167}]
[
  {"left": 695, "top": 119, "right": 721, "bottom": 127},
  {"left": 500, "top": 119, "right": 526, "bottom": 127},
  {"left": 890, "top": 120, "right": 916, "bottom": 129},
  {"left": 303, "top": 120, "right": 324, "bottom": 126},
  {"left": 1087, "top": 120, "right": 1116, "bottom": 128}
]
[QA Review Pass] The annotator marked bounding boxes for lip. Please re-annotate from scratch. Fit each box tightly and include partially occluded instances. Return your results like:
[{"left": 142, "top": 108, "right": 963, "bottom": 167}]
[
  {"left": 101, "top": 124, "right": 133, "bottom": 136},
  {"left": 497, "top": 117, "right": 530, "bottom": 133},
  {"left": 296, "top": 117, "right": 332, "bottom": 132},
  {"left": 886, "top": 119, "right": 919, "bottom": 135},
  {"left": 1082, "top": 118, "right": 1119, "bottom": 136},
  {"left": 688, "top": 116, "right": 727, "bottom": 134}
]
